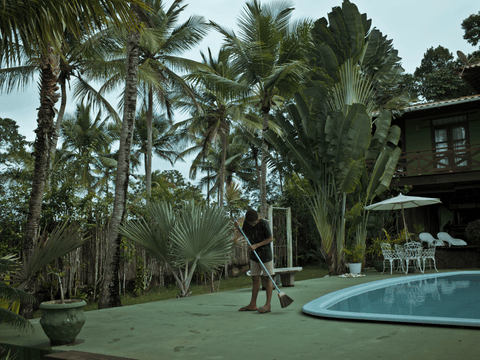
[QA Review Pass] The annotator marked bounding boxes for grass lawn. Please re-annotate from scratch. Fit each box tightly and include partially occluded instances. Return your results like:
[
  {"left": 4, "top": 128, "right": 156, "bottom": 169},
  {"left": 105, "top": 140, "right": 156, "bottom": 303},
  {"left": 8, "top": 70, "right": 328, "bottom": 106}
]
[{"left": 32, "top": 264, "right": 328, "bottom": 318}]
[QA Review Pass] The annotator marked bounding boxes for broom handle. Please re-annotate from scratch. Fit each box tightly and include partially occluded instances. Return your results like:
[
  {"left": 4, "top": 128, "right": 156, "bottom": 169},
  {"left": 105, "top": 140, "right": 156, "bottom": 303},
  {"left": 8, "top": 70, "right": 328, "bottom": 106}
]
[{"left": 236, "top": 222, "right": 282, "bottom": 294}]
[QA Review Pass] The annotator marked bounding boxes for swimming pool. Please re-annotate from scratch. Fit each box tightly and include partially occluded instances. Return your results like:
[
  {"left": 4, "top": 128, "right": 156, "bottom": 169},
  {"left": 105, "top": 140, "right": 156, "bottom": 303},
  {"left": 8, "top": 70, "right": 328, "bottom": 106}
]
[{"left": 302, "top": 271, "right": 480, "bottom": 327}]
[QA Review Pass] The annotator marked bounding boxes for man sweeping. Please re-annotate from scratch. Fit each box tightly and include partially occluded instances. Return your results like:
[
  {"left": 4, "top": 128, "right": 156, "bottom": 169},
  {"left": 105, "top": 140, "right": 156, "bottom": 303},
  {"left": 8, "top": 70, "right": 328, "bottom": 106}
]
[{"left": 234, "top": 209, "right": 274, "bottom": 314}]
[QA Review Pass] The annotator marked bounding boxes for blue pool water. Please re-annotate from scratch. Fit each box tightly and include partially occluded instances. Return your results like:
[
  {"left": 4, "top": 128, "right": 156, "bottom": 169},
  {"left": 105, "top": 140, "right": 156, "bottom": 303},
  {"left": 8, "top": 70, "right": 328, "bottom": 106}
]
[{"left": 302, "top": 271, "right": 480, "bottom": 327}]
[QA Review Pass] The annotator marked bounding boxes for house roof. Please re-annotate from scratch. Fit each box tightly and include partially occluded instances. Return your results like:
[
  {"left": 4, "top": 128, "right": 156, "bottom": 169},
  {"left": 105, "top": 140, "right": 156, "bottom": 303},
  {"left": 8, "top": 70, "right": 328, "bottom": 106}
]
[{"left": 401, "top": 93, "right": 480, "bottom": 114}]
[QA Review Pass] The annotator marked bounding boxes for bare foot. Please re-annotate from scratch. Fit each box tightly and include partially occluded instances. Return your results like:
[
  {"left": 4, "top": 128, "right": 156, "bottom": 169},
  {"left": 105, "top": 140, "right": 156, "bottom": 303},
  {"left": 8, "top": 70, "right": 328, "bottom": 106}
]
[
  {"left": 238, "top": 306, "right": 257, "bottom": 311},
  {"left": 257, "top": 306, "right": 271, "bottom": 313}
]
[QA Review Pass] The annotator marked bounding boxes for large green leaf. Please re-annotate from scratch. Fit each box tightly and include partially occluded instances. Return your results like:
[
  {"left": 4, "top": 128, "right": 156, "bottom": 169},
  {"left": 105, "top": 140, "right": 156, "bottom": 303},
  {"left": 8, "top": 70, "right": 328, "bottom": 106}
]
[
  {"left": 16, "top": 223, "right": 87, "bottom": 289},
  {"left": 119, "top": 201, "right": 232, "bottom": 276}
]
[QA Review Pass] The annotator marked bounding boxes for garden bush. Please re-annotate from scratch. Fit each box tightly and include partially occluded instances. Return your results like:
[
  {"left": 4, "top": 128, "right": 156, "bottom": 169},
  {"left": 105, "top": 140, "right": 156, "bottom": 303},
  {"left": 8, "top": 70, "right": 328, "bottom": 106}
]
[{"left": 466, "top": 219, "right": 480, "bottom": 245}]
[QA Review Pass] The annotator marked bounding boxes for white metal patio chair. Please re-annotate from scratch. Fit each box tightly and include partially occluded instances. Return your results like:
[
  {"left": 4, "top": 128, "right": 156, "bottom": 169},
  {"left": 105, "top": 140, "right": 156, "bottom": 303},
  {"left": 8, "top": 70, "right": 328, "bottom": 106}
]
[
  {"left": 399, "top": 242, "right": 424, "bottom": 274},
  {"left": 420, "top": 242, "right": 439, "bottom": 272},
  {"left": 380, "top": 243, "right": 404, "bottom": 274}
]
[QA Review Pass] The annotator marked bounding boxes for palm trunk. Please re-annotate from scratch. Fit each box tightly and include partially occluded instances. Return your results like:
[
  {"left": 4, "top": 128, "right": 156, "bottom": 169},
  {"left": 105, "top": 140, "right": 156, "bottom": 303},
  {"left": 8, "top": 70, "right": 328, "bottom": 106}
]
[
  {"left": 146, "top": 84, "right": 153, "bottom": 197},
  {"left": 260, "top": 110, "right": 269, "bottom": 218},
  {"left": 22, "top": 50, "right": 60, "bottom": 318},
  {"left": 219, "top": 131, "right": 227, "bottom": 208},
  {"left": 50, "top": 74, "right": 67, "bottom": 170},
  {"left": 98, "top": 29, "right": 140, "bottom": 309}
]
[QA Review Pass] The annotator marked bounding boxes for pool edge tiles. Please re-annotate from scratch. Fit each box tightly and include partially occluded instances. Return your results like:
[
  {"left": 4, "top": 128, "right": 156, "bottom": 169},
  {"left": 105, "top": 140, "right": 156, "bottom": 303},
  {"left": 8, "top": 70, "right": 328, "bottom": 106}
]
[{"left": 302, "top": 271, "right": 480, "bottom": 328}]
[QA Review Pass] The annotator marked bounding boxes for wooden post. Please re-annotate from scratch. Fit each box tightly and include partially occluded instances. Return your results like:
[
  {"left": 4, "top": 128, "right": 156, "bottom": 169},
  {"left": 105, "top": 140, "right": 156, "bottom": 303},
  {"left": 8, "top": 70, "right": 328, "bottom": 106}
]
[{"left": 287, "top": 207, "right": 292, "bottom": 268}]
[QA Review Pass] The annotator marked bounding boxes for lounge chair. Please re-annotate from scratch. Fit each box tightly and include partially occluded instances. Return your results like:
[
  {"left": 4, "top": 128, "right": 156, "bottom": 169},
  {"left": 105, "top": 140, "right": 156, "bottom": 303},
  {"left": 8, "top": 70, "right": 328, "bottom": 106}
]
[
  {"left": 437, "top": 232, "right": 467, "bottom": 247},
  {"left": 419, "top": 232, "right": 444, "bottom": 247}
]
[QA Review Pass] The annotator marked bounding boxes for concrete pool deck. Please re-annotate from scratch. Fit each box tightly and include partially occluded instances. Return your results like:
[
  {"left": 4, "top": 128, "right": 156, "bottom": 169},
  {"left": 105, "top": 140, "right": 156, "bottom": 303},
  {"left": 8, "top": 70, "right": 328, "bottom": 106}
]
[{"left": 1, "top": 269, "right": 479, "bottom": 360}]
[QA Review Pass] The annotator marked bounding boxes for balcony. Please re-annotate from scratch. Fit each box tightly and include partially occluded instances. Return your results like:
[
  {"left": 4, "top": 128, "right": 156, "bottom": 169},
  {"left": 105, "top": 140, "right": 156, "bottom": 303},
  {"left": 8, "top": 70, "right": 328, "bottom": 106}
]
[{"left": 391, "top": 143, "right": 480, "bottom": 187}]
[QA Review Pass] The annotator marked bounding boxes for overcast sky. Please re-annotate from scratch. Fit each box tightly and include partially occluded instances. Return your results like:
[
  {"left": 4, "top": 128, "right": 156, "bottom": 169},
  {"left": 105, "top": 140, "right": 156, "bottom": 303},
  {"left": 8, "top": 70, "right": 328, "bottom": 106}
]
[{"left": 1, "top": 0, "right": 479, "bottom": 185}]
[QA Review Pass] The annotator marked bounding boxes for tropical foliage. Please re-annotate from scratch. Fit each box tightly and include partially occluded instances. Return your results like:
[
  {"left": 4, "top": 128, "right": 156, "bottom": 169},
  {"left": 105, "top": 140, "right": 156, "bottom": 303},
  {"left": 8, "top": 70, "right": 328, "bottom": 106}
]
[
  {"left": 0, "top": 255, "right": 36, "bottom": 333},
  {"left": 212, "top": 0, "right": 313, "bottom": 217},
  {"left": 4, "top": 0, "right": 474, "bottom": 315},
  {"left": 402, "top": 46, "right": 473, "bottom": 102},
  {"left": 263, "top": 1, "right": 402, "bottom": 274},
  {"left": 119, "top": 201, "right": 232, "bottom": 297}
]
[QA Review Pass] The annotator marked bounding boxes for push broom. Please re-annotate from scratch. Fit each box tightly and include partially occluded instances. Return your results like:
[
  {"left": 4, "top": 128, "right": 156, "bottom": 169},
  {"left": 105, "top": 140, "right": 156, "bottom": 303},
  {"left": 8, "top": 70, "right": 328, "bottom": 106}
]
[{"left": 236, "top": 223, "right": 294, "bottom": 308}]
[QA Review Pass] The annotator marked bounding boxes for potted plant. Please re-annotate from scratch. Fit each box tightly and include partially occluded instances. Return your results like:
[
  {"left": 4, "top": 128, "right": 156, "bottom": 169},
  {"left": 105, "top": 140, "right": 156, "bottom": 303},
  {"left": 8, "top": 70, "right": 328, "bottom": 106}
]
[
  {"left": 344, "top": 244, "right": 365, "bottom": 274},
  {"left": 39, "top": 267, "right": 87, "bottom": 346},
  {"left": 13, "top": 223, "right": 88, "bottom": 345}
]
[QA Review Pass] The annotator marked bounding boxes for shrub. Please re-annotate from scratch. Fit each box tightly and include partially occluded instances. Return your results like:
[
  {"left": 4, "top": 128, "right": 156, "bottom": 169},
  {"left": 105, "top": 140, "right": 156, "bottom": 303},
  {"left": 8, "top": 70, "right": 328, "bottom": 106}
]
[{"left": 466, "top": 219, "right": 480, "bottom": 245}]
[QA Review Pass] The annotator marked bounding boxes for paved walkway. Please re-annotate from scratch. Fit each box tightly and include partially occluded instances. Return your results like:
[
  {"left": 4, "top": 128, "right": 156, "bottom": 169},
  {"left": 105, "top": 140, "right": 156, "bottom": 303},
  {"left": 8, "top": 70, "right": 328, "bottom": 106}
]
[{"left": 1, "top": 270, "right": 479, "bottom": 360}]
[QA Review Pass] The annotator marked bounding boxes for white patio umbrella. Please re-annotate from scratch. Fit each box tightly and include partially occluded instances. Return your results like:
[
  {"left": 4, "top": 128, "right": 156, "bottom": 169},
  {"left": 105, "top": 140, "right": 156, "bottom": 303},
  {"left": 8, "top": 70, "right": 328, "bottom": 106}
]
[{"left": 364, "top": 194, "right": 442, "bottom": 242}]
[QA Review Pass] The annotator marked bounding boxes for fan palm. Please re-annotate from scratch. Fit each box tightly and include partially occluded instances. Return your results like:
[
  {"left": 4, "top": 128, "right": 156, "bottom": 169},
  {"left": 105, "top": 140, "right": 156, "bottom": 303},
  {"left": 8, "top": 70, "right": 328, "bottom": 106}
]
[
  {"left": 211, "top": 0, "right": 313, "bottom": 216},
  {"left": 118, "top": 201, "right": 232, "bottom": 297},
  {"left": 1, "top": 223, "right": 86, "bottom": 330}
]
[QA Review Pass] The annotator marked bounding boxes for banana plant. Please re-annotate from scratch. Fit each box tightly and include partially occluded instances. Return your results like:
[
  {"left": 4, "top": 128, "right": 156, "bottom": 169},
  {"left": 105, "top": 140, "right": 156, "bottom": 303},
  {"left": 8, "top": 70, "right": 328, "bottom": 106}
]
[
  {"left": 264, "top": 90, "right": 401, "bottom": 274},
  {"left": 306, "top": 0, "right": 406, "bottom": 116},
  {"left": 118, "top": 201, "right": 232, "bottom": 297}
]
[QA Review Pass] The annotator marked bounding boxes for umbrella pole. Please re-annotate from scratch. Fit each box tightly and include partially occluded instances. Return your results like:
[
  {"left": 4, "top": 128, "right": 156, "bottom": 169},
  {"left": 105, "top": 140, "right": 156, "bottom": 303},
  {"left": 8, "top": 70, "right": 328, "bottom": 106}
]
[{"left": 401, "top": 204, "right": 409, "bottom": 243}]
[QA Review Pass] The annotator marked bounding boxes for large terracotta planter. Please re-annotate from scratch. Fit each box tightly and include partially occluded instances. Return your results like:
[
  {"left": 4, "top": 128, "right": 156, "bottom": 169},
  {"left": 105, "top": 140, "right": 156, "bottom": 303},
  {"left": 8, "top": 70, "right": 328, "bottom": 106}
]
[{"left": 39, "top": 299, "right": 86, "bottom": 346}]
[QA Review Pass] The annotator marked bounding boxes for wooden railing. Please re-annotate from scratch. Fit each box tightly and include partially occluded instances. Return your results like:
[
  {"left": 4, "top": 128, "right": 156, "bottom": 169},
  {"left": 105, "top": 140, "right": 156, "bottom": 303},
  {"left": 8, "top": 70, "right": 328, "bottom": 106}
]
[{"left": 394, "top": 143, "right": 480, "bottom": 177}]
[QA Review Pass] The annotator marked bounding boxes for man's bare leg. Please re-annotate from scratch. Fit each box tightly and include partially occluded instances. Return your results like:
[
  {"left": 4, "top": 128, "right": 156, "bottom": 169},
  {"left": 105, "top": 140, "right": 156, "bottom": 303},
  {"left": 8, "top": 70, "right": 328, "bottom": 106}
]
[
  {"left": 239, "top": 275, "right": 260, "bottom": 311},
  {"left": 257, "top": 276, "right": 272, "bottom": 313}
]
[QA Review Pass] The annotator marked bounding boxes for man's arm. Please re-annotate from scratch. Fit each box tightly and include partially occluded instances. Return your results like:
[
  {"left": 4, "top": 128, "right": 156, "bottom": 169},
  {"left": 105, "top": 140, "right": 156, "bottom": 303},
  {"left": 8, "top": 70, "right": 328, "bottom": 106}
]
[{"left": 250, "top": 235, "right": 273, "bottom": 251}]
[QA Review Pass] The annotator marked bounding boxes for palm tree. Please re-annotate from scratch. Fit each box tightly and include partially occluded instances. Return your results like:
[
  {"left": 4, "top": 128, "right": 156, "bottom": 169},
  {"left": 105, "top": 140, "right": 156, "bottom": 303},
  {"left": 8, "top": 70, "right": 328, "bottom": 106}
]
[
  {"left": 179, "top": 47, "right": 251, "bottom": 207},
  {"left": 58, "top": 103, "right": 114, "bottom": 193},
  {"left": 98, "top": 3, "right": 145, "bottom": 309},
  {"left": 1, "top": 0, "right": 147, "bottom": 290},
  {"left": 0, "top": 28, "right": 127, "bottom": 174},
  {"left": 137, "top": 0, "right": 208, "bottom": 196},
  {"left": 131, "top": 108, "right": 186, "bottom": 183},
  {"left": 200, "top": 129, "right": 255, "bottom": 198},
  {"left": 82, "top": 0, "right": 208, "bottom": 196},
  {"left": 211, "top": 0, "right": 313, "bottom": 217}
]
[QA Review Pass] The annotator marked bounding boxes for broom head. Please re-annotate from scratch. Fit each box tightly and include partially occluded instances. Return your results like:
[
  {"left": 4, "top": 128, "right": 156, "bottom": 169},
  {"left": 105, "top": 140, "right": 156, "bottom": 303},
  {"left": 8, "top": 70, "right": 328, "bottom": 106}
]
[{"left": 278, "top": 292, "right": 294, "bottom": 308}]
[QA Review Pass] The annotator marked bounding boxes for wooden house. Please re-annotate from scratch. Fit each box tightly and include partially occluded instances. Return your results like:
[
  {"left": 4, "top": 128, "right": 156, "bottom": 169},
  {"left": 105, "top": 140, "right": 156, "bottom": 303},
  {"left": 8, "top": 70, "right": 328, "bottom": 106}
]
[{"left": 391, "top": 63, "right": 480, "bottom": 240}]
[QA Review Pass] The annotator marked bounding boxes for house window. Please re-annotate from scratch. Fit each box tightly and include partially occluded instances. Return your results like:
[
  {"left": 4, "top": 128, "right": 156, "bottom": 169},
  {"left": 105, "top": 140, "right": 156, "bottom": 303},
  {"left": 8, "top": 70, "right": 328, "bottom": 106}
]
[{"left": 433, "top": 115, "right": 468, "bottom": 169}]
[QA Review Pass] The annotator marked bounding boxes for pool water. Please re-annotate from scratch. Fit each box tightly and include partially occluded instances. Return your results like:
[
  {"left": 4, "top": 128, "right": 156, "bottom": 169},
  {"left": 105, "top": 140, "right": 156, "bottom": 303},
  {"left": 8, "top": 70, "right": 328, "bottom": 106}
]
[{"left": 302, "top": 271, "right": 480, "bottom": 327}]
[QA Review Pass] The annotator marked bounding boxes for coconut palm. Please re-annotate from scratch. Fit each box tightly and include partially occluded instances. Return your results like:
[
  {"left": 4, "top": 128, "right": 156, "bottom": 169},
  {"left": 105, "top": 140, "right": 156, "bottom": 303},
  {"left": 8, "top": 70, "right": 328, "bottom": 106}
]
[
  {"left": 131, "top": 108, "right": 185, "bottom": 177},
  {"left": 80, "top": 0, "right": 208, "bottom": 196},
  {"left": 58, "top": 104, "right": 114, "bottom": 193},
  {"left": 1, "top": 0, "right": 148, "bottom": 285},
  {"left": 178, "top": 47, "right": 252, "bottom": 207},
  {"left": 136, "top": 0, "right": 208, "bottom": 196},
  {"left": 200, "top": 130, "right": 255, "bottom": 198},
  {"left": 211, "top": 0, "right": 313, "bottom": 217},
  {"left": 0, "top": 27, "right": 126, "bottom": 174},
  {"left": 118, "top": 201, "right": 232, "bottom": 297}
]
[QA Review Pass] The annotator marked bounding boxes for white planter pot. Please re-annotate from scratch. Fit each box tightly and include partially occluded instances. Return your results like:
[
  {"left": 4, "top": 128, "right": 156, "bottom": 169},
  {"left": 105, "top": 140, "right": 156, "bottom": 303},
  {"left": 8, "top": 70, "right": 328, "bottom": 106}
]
[{"left": 348, "top": 263, "right": 362, "bottom": 274}]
